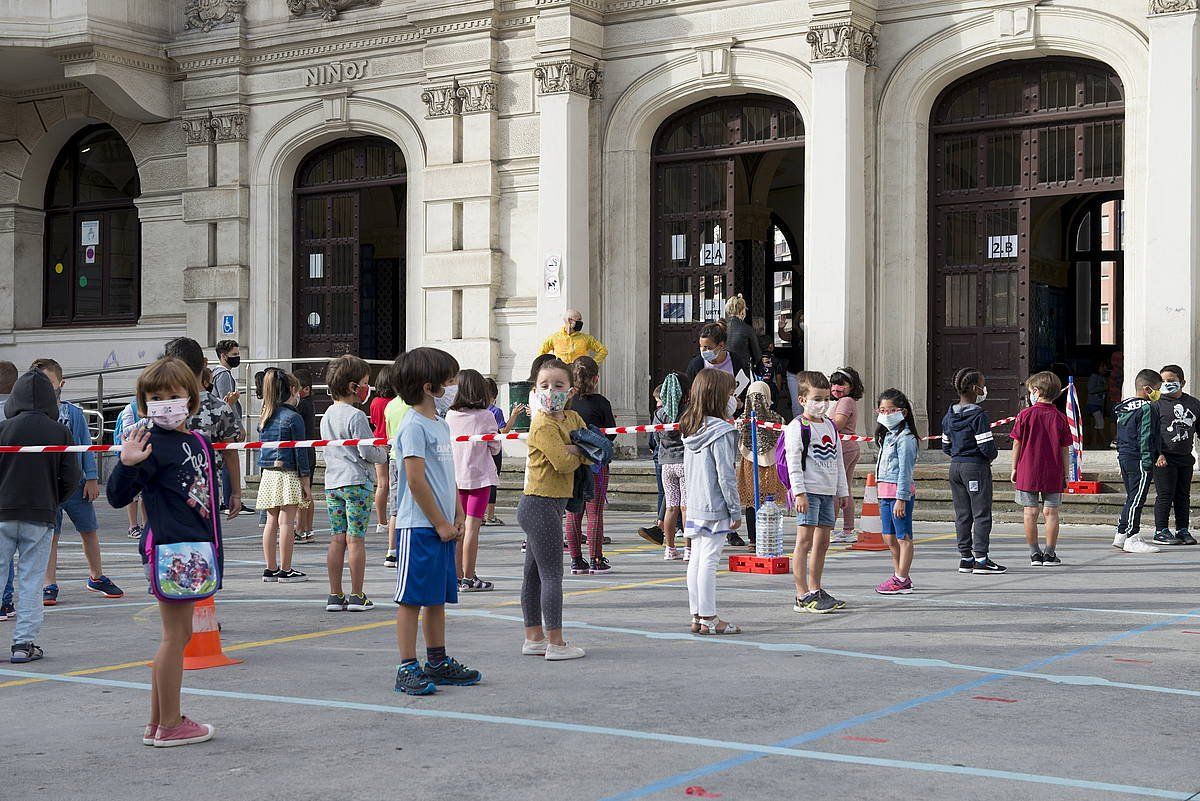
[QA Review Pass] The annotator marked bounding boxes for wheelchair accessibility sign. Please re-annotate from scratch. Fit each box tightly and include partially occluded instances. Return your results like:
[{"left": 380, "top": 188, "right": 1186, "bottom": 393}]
[{"left": 221, "top": 313, "right": 235, "bottom": 335}]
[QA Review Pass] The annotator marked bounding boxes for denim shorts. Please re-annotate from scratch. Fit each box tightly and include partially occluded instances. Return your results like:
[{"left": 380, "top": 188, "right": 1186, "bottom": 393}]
[
  {"left": 1015, "top": 490, "right": 1062, "bottom": 508},
  {"left": 880, "top": 498, "right": 915, "bottom": 540},
  {"left": 797, "top": 493, "right": 836, "bottom": 528},
  {"left": 56, "top": 482, "right": 98, "bottom": 535}
]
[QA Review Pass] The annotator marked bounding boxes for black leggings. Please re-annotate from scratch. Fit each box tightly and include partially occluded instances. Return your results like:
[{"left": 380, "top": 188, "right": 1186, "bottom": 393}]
[{"left": 1153, "top": 461, "right": 1193, "bottom": 531}]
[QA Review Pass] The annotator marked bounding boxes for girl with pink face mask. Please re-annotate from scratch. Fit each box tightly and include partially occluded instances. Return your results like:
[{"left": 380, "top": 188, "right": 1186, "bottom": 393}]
[{"left": 829, "top": 367, "right": 865, "bottom": 544}]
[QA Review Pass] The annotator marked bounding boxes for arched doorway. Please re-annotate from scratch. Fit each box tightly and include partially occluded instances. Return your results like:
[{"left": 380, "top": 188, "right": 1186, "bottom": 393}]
[
  {"left": 43, "top": 125, "right": 140, "bottom": 325},
  {"left": 928, "top": 58, "right": 1124, "bottom": 436},
  {"left": 649, "top": 95, "right": 804, "bottom": 389},
  {"left": 293, "top": 137, "right": 406, "bottom": 359}
]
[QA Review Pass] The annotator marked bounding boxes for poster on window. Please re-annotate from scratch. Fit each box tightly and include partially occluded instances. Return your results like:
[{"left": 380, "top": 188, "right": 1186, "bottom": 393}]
[
  {"left": 659, "top": 294, "right": 693, "bottom": 324},
  {"left": 80, "top": 220, "right": 99, "bottom": 247}
]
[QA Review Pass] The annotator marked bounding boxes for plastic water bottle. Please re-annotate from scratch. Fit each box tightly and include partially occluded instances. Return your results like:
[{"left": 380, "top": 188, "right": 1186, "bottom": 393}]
[{"left": 755, "top": 495, "right": 784, "bottom": 557}]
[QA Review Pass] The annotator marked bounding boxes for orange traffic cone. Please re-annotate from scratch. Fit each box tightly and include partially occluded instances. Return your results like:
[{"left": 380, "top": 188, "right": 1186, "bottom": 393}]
[
  {"left": 183, "top": 596, "right": 243, "bottom": 670},
  {"left": 849, "top": 472, "right": 889, "bottom": 551}
]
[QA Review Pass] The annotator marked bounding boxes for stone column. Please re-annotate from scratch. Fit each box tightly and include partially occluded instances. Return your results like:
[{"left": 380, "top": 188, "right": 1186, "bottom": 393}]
[
  {"left": 179, "top": 108, "right": 250, "bottom": 347},
  {"left": 1141, "top": 3, "right": 1200, "bottom": 384},
  {"left": 534, "top": 58, "right": 600, "bottom": 337},
  {"left": 803, "top": 18, "right": 876, "bottom": 375}
]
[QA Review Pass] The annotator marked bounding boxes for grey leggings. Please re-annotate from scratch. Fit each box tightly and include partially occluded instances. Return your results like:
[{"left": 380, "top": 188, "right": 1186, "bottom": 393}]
[{"left": 517, "top": 494, "right": 568, "bottom": 631}]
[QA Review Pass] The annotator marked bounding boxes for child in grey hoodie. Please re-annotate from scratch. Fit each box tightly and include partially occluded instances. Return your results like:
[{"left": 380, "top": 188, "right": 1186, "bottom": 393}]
[{"left": 681, "top": 369, "right": 742, "bottom": 636}]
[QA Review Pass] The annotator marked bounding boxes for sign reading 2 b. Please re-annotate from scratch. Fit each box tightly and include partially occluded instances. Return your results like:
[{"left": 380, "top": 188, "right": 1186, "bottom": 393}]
[{"left": 987, "top": 234, "right": 1018, "bottom": 260}]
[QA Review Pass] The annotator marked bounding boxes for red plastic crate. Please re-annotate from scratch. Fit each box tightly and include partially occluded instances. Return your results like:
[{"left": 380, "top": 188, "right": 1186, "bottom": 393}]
[
  {"left": 1067, "top": 481, "right": 1101, "bottom": 494},
  {"left": 729, "top": 554, "right": 790, "bottom": 574}
]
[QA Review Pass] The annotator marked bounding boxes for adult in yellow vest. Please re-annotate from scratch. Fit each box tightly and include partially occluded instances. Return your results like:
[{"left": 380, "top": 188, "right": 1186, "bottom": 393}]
[{"left": 539, "top": 309, "right": 608, "bottom": 365}]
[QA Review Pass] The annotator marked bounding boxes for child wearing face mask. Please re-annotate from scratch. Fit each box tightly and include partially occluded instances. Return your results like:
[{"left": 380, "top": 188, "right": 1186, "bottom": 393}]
[
  {"left": 257, "top": 369, "right": 312, "bottom": 584},
  {"left": 321, "top": 355, "right": 389, "bottom": 611},
  {"left": 829, "top": 367, "right": 865, "bottom": 544},
  {"left": 735, "top": 381, "right": 784, "bottom": 549},
  {"left": 1152, "top": 365, "right": 1200, "bottom": 547},
  {"left": 108, "top": 357, "right": 232, "bottom": 747},
  {"left": 517, "top": 358, "right": 590, "bottom": 661},
  {"left": 1112, "top": 369, "right": 1166, "bottom": 554},
  {"left": 941, "top": 368, "right": 1004, "bottom": 574},
  {"left": 390, "top": 347, "right": 482, "bottom": 695},
  {"left": 563, "top": 357, "right": 617, "bottom": 574},
  {"left": 1010, "top": 371, "right": 1072, "bottom": 566},
  {"left": 874, "top": 389, "right": 920, "bottom": 594},
  {"left": 786, "top": 371, "right": 850, "bottom": 614}
]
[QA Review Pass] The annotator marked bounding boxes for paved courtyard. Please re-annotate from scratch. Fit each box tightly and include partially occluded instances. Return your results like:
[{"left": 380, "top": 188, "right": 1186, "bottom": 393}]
[{"left": 3, "top": 502, "right": 1199, "bottom": 801}]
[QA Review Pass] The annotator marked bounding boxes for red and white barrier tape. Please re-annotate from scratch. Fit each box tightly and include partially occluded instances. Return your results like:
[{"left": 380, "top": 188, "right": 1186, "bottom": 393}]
[{"left": 0, "top": 417, "right": 1018, "bottom": 453}]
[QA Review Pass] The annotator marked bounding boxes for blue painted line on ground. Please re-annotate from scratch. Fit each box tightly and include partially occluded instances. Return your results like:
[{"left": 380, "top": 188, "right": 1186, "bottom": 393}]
[
  {"left": 0, "top": 667, "right": 1188, "bottom": 800},
  {"left": 596, "top": 605, "right": 1200, "bottom": 801},
  {"left": 833, "top": 591, "right": 1200, "bottom": 620}
]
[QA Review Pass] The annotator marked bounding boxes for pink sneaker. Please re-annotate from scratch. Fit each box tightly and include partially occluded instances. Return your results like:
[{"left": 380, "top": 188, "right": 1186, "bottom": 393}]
[
  {"left": 153, "top": 716, "right": 215, "bottom": 747},
  {"left": 875, "top": 576, "right": 913, "bottom": 595},
  {"left": 142, "top": 724, "right": 157, "bottom": 746}
]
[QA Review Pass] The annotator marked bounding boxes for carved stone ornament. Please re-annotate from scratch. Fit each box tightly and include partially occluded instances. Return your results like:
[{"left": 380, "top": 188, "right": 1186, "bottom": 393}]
[
  {"left": 533, "top": 60, "right": 601, "bottom": 99},
  {"left": 421, "top": 84, "right": 459, "bottom": 119},
  {"left": 806, "top": 22, "right": 879, "bottom": 66},
  {"left": 456, "top": 81, "right": 497, "bottom": 114},
  {"left": 1150, "top": 0, "right": 1199, "bottom": 13},
  {"left": 287, "top": 0, "right": 382, "bottom": 22},
  {"left": 182, "top": 115, "right": 211, "bottom": 145},
  {"left": 180, "top": 110, "right": 248, "bottom": 144},
  {"left": 184, "top": 0, "right": 245, "bottom": 32}
]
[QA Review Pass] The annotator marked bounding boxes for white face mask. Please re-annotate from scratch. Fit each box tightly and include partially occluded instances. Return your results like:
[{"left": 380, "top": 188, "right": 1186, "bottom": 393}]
[
  {"left": 1163, "top": 381, "right": 1182, "bottom": 395},
  {"left": 725, "top": 396, "right": 738, "bottom": 418},
  {"left": 877, "top": 411, "right": 904, "bottom": 429},
  {"left": 146, "top": 398, "right": 190, "bottom": 430},
  {"left": 1028, "top": 391, "right": 1040, "bottom": 405},
  {"left": 804, "top": 399, "right": 828, "bottom": 419},
  {"left": 976, "top": 386, "right": 988, "bottom": 403},
  {"left": 433, "top": 384, "right": 458, "bottom": 416}
]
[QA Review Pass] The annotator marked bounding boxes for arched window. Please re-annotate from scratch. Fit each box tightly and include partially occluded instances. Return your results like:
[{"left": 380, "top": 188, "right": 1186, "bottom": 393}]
[{"left": 43, "top": 125, "right": 141, "bottom": 326}]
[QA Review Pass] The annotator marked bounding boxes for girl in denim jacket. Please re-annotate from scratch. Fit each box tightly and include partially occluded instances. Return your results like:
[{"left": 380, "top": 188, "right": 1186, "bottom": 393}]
[
  {"left": 873, "top": 389, "right": 919, "bottom": 595},
  {"left": 257, "top": 369, "right": 312, "bottom": 583}
]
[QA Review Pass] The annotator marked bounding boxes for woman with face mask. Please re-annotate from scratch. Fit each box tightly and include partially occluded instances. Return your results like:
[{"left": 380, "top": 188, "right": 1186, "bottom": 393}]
[{"left": 685, "top": 321, "right": 752, "bottom": 411}]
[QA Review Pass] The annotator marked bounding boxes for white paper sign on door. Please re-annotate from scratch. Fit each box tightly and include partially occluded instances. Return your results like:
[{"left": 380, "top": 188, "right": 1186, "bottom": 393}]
[
  {"left": 309, "top": 253, "right": 323, "bottom": 279},
  {"left": 80, "top": 220, "right": 99, "bottom": 246},
  {"left": 987, "top": 234, "right": 1018, "bottom": 259}
]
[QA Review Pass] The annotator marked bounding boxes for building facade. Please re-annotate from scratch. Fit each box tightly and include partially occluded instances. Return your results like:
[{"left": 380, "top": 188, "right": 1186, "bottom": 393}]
[{"left": 0, "top": 0, "right": 1195, "bottom": 432}]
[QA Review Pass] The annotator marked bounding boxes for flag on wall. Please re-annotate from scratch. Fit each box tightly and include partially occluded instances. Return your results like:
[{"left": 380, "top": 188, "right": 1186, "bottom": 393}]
[{"left": 1065, "top": 376, "right": 1084, "bottom": 483}]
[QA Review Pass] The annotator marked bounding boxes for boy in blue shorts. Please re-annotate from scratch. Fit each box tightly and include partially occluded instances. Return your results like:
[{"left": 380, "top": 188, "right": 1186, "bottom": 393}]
[
  {"left": 391, "top": 347, "right": 481, "bottom": 696},
  {"left": 33, "top": 359, "right": 123, "bottom": 605}
]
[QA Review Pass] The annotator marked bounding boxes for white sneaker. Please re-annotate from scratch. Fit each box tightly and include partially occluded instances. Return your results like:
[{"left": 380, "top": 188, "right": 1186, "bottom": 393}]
[
  {"left": 545, "top": 642, "right": 586, "bottom": 661},
  {"left": 664, "top": 546, "right": 682, "bottom": 561},
  {"left": 1123, "top": 535, "right": 1161, "bottom": 554},
  {"left": 521, "top": 638, "right": 548, "bottom": 656},
  {"left": 830, "top": 530, "right": 856, "bottom": 544},
  {"left": 376, "top": 524, "right": 388, "bottom": 536},
  {"left": 1112, "top": 533, "right": 1128, "bottom": 549},
  {"left": 683, "top": 547, "right": 691, "bottom": 562}
]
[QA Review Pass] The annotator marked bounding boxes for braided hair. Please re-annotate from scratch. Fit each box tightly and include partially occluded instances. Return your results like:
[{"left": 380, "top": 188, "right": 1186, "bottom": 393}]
[{"left": 953, "top": 367, "right": 985, "bottom": 402}]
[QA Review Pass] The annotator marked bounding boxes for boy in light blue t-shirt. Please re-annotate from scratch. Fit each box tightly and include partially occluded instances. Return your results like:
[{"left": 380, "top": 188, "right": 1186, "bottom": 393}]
[{"left": 390, "top": 347, "right": 481, "bottom": 696}]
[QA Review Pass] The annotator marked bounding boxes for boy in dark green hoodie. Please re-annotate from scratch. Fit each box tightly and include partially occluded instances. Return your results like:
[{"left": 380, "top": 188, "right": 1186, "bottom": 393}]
[{"left": 1112, "top": 369, "right": 1164, "bottom": 554}]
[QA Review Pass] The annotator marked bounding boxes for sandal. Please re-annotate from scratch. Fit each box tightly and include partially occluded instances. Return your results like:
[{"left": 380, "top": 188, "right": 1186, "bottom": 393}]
[
  {"left": 696, "top": 617, "right": 742, "bottom": 636},
  {"left": 471, "top": 576, "right": 494, "bottom": 592},
  {"left": 690, "top": 614, "right": 702, "bottom": 634},
  {"left": 458, "top": 578, "right": 475, "bottom": 592}
]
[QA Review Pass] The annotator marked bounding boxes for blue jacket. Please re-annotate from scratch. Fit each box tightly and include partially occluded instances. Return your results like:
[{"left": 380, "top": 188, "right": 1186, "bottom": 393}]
[
  {"left": 59, "top": 400, "right": 97, "bottom": 482},
  {"left": 940, "top": 403, "right": 998, "bottom": 464},
  {"left": 876, "top": 427, "right": 918, "bottom": 501},
  {"left": 257, "top": 406, "right": 311, "bottom": 475}
]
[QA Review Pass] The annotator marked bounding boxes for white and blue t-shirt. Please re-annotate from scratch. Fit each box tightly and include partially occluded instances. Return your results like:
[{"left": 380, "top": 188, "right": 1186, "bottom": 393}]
[{"left": 393, "top": 410, "right": 456, "bottom": 530}]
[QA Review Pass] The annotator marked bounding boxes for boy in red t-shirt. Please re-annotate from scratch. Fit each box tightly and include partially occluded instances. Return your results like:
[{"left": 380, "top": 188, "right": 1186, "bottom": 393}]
[{"left": 1010, "top": 371, "right": 1072, "bottom": 566}]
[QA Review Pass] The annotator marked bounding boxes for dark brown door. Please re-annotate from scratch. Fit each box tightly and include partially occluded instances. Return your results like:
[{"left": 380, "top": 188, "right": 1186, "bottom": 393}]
[
  {"left": 296, "top": 191, "right": 360, "bottom": 359},
  {"left": 930, "top": 200, "right": 1028, "bottom": 424}
]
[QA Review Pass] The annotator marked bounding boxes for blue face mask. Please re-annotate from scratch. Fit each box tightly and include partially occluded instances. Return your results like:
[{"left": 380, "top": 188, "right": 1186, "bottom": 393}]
[
  {"left": 1163, "top": 381, "right": 1182, "bottom": 395},
  {"left": 700, "top": 348, "right": 720, "bottom": 363}
]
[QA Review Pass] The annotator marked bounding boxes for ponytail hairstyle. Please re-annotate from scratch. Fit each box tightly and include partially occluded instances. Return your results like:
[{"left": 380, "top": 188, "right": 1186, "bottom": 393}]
[
  {"left": 679, "top": 368, "right": 736, "bottom": 438},
  {"left": 260, "top": 367, "right": 298, "bottom": 426},
  {"left": 953, "top": 367, "right": 985, "bottom": 403},
  {"left": 874, "top": 388, "right": 920, "bottom": 447},
  {"left": 571, "top": 356, "right": 600, "bottom": 396},
  {"left": 830, "top": 366, "right": 865, "bottom": 400}
]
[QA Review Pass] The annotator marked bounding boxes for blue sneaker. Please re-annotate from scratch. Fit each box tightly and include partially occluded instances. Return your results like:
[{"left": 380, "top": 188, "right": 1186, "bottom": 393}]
[
  {"left": 42, "top": 584, "right": 58, "bottom": 607},
  {"left": 86, "top": 575, "right": 124, "bottom": 598},
  {"left": 422, "top": 656, "right": 482, "bottom": 687},
  {"left": 394, "top": 662, "right": 436, "bottom": 696}
]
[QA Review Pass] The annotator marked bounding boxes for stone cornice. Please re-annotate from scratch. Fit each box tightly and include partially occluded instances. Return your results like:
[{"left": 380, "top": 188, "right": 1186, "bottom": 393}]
[
  {"left": 421, "top": 82, "right": 460, "bottom": 118},
  {"left": 533, "top": 59, "right": 601, "bottom": 98},
  {"left": 805, "top": 20, "right": 879, "bottom": 66},
  {"left": 1150, "top": 0, "right": 1198, "bottom": 13},
  {"left": 56, "top": 45, "right": 176, "bottom": 76}
]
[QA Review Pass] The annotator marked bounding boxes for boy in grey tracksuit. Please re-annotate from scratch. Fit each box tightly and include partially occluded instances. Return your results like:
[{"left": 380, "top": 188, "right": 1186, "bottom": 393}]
[{"left": 941, "top": 399, "right": 1005, "bottom": 574}]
